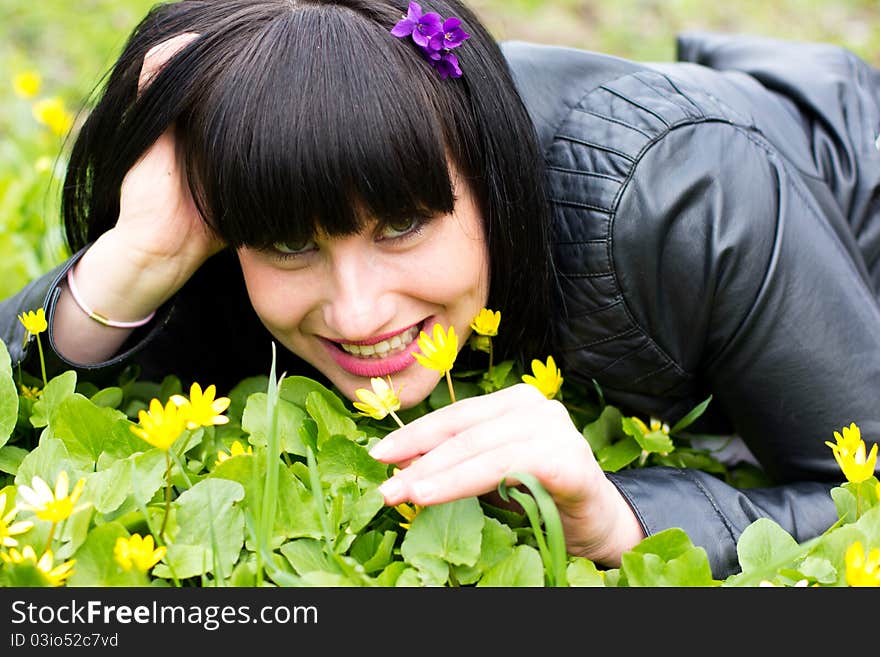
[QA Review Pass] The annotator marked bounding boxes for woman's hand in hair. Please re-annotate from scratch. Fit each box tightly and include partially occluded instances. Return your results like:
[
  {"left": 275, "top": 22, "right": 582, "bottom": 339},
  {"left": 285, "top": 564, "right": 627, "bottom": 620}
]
[
  {"left": 111, "top": 32, "right": 226, "bottom": 296},
  {"left": 368, "top": 383, "right": 646, "bottom": 568},
  {"left": 52, "top": 33, "right": 224, "bottom": 365}
]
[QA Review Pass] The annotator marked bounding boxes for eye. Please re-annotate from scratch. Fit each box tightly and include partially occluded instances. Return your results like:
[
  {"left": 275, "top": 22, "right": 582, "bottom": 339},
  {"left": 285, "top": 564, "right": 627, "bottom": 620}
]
[
  {"left": 272, "top": 237, "right": 316, "bottom": 257},
  {"left": 378, "top": 216, "right": 422, "bottom": 241}
]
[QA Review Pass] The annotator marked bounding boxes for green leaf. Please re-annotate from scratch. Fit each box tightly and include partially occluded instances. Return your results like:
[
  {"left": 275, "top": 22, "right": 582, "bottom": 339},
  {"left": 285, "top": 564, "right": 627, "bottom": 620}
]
[
  {"left": 621, "top": 546, "right": 717, "bottom": 586},
  {"left": 0, "top": 339, "right": 18, "bottom": 448},
  {"left": 306, "top": 390, "right": 365, "bottom": 447},
  {"left": 317, "top": 435, "right": 388, "bottom": 493},
  {"left": 669, "top": 395, "right": 713, "bottom": 434},
  {"left": 401, "top": 498, "right": 484, "bottom": 585},
  {"left": 621, "top": 417, "right": 674, "bottom": 455},
  {"left": 566, "top": 557, "right": 607, "bottom": 587},
  {"left": 280, "top": 376, "right": 351, "bottom": 415},
  {"left": 0, "top": 445, "right": 28, "bottom": 476},
  {"left": 500, "top": 472, "right": 568, "bottom": 586},
  {"left": 452, "top": 516, "right": 518, "bottom": 585},
  {"left": 29, "top": 370, "right": 76, "bottom": 428},
  {"left": 89, "top": 386, "right": 123, "bottom": 409},
  {"left": 280, "top": 538, "right": 337, "bottom": 576},
  {"left": 477, "top": 545, "right": 544, "bottom": 586},
  {"left": 581, "top": 404, "right": 625, "bottom": 452},
  {"left": 241, "top": 392, "right": 308, "bottom": 456},
  {"left": 50, "top": 393, "right": 143, "bottom": 464},
  {"left": 152, "top": 478, "right": 245, "bottom": 580},
  {"left": 349, "top": 530, "right": 397, "bottom": 574},
  {"left": 67, "top": 522, "right": 149, "bottom": 586},
  {"left": 596, "top": 435, "right": 641, "bottom": 472}
]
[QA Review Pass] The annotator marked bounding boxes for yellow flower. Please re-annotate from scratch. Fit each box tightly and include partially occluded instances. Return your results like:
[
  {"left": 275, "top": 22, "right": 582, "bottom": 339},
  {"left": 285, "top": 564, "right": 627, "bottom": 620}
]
[
  {"left": 215, "top": 440, "right": 253, "bottom": 466},
  {"left": 12, "top": 71, "right": 41, "bottom": 98},
  {"left": 395, "top": 502, "right": 422, "bottom": 530},
  {"left": 0, "top": 546, "right": 75, "bottom": 587},
  {"left": 825, "top": 423, "right": 877, "bottom": 484},
  {"left": 114, "top": 534, "right": 166, "bottom": 572},
  {"left": 170, "top": 382, "right": 231, "bottom": 430},
  {"left": 470, "top": 308, "right": 501, "bottom": 337},
  {"left": 16, "top": 471, "right": 87, "bottom": 523},
  {"left": 353, "top": 377, "right": 402, "bottom": 420},
  {"left": 32, "top": 96, "right": 74, "bottom": 137},
  {"left": 18, "top": 384, "right": 42, "bottom": 401},
  {"left": 0, "top": 492, "right": 34, "bottom": 548},
  {"left": 521, "top": 355, "right": 563, "bottom": 399},
  {"left": 130, "top": 398, "right": 188, "bottom": 451},
  {"left": 845, "top": 541, "right": 880, "bottom": 587},
  {"left": 630, "top": 416, "right": 671, "bottom": 435},
  {"left": 412, "top": 324, "right": 458, "bottom": 373},
  {"left": 828, "top": 422, "right": 863, "bottom": 455},
  {"left": 17, "top": 308, "right": 47, "bottom": 335}
]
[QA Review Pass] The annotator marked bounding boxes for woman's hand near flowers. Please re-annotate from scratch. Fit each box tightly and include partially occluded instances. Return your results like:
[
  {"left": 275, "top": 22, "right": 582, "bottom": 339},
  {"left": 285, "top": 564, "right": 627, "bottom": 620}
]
[
  {"left": 369, "top": 383, "right": 646, "bottom": 568},
  {"left": 54, "top": 33, "right": 225, "bottom": 364}
]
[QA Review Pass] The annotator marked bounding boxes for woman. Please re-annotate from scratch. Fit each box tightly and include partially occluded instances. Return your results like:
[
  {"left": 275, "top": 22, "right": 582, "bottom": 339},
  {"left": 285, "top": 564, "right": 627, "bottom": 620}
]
[{"left": 2, "top": 0, "right": 879, "bottom": 579}]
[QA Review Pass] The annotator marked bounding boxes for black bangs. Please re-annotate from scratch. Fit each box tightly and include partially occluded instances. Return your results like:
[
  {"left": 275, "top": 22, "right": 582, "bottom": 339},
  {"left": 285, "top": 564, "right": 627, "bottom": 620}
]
[{"left": 184, "top": 4, "right": 462, "bottom": 248}]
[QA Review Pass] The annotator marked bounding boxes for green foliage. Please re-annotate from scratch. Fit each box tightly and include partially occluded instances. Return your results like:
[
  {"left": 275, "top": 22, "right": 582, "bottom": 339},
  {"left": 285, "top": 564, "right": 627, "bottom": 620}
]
[{"left": 2, "top": 338, "right": 877, "bottom": 587}]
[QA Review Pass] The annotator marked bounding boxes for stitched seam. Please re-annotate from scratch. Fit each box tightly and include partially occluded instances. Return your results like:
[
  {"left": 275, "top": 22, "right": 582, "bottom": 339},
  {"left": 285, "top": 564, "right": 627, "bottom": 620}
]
[
  {"left": 558, "top": 270, "right": 613, "bottom": 279},
  {"left": 594, "top": 339, "right": 652, "bottom": 375},
  {"left": 658, "top": 73, "right": 705, "bottom": 118},
  {"left": 570, "top": 106, "right": 653, "bottom": 137},
  {"left": 554, "top": 238, "right": 606, "bottom": 246},
  {"left": 684, "top": 469, "right": 739, "bottom": 546},
  {"left": 566, "top": 297, "right": 623, "bottom": 319},
  {"left": 549, "top": 197, "right": 612, "bottom": 213},
  {"left": 561, "top": 326, "right": 639, "bottom": 351},
  {"left": 546, "top": 164, "right": 625, "bottom": 184},
  {"left": 554, "top": 135, "right": 636, "bottom": 161},
  {"left": 599, "top": 84, "right": 672, "bottom": 128}
]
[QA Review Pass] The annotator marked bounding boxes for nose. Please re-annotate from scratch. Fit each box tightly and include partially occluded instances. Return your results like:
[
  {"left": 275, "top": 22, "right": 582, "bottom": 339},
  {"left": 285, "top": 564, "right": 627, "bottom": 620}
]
[{"left": 321, "top": 243, "right": 395, "bottom": 341}]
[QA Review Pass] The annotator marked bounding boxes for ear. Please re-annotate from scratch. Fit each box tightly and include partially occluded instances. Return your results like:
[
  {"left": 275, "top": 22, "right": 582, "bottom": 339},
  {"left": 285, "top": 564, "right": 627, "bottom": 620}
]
[{"left": 138, "top": 32, "right": 200, "bottom": 94}]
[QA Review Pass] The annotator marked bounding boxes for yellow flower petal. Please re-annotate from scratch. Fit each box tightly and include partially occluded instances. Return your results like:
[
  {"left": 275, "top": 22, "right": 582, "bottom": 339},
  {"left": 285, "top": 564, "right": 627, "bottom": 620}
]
[
  {"left": 32, "top": 97, "right": 74, "bottom": 137},
  {"left": 17, "top": 308, "right": 47, "bottom": 335},
  {"left": 412, "top": 324, "right": 458, "bottom": 373},
  {"left": 353, "top": 377, "right": 402, "bottom": 420},
  {"left": 521, "top": 355, "right": 563, "bottom": 399},
  {"left": 13, "top": 71, "right": 41, "bottom": 98},
  {"left": 470, "top": 308, "right": 501, "bottom": 337}
]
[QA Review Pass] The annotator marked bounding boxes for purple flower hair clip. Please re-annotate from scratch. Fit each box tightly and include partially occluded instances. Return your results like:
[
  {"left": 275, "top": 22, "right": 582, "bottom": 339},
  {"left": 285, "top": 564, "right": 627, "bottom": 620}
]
[{"left": 390, "top": 2, "right": 470, "bottom": 79}]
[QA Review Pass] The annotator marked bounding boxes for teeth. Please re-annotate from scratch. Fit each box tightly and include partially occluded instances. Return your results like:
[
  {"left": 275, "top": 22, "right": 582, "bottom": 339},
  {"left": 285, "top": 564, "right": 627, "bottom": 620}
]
[{"left": 340, "top": 325, "right": 420, "bottom": 359}]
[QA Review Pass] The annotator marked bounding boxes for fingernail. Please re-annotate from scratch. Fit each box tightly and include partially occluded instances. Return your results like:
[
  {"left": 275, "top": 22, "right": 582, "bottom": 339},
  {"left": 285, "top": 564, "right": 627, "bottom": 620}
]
[
  {"left": 378, "top": 477, "right": 403, "bottom": 501},
  {"left": 369, "top": 439, "right": 391, "bottom": 459}
]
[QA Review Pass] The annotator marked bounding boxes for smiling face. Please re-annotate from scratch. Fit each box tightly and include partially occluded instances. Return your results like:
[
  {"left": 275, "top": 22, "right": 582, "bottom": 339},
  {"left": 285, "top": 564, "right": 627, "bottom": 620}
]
[{"left": 236, "top": 174, "right": 489, "bottom": 408}]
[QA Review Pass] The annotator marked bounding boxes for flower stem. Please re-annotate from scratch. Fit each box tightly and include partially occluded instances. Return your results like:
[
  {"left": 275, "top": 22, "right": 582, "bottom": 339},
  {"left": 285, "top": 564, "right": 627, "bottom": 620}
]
[
  {"left": 160, "top": 451, "right": 172, "bottom": 538},
  {"left": 487, "top": 341, "right": 494, "bottom": 379},
  {"left": 43, "top": 521, "right": 57, "bottom": 556},
  {"left": 35, "top": 334, "right": 47, "bottom": 388},
  {"left": 445, "top": 370, "right": 456, "bottom": 404},
  {"left": 389, "top": 410, "right": 405, "bottom": 428}
]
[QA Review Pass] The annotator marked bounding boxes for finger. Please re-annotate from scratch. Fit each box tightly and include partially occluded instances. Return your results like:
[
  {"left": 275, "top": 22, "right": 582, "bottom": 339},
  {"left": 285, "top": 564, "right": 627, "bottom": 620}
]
[
  {"left": 138, "top": 32, "right": 200, "bottom": 94},
  {"left": 388, "top": 405, "right": 545, "bottom": 483},
  {"left": 380, "top": 439, "right": 577, "bottom": 507},
  {"left": 369, "top": 383, "right": 546, "bottom": 462}
]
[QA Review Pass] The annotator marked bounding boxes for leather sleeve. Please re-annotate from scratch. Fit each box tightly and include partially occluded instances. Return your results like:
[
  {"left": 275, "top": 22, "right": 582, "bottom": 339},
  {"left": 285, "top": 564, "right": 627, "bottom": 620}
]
[
  {"left": 0, "top": 246, "right": 173, "bottom": 387},
  {"left": 607, "top": 120, "right": 880, "bottom": 578}
]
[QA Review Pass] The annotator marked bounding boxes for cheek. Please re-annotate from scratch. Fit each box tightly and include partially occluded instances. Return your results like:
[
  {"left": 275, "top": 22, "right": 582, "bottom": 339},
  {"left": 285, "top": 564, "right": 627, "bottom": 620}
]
[{"left": 237, "top": 254, "right": 312, "bottom": 332}]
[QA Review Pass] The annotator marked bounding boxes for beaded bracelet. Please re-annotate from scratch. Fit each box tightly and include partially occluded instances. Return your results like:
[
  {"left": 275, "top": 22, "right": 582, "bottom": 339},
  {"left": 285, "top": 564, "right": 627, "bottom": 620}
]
[{"left": 65, "top": 267, "right": 156, "bottom": 328}]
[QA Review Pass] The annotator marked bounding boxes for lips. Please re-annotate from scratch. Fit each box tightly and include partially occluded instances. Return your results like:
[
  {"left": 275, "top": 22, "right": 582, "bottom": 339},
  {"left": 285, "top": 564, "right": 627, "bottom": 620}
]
[{"left": 322, "top": 319, "right": 435, "bottom": 378}]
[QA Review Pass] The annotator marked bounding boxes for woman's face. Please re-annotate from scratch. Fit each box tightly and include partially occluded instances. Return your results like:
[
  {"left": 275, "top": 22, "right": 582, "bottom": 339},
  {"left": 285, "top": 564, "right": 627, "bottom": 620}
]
[{"left": 236, "top": 175, "right": 490, "bottom": 408}]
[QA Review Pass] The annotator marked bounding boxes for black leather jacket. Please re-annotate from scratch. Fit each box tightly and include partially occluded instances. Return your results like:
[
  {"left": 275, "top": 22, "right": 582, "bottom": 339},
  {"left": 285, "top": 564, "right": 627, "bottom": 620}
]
[{"left": 3, "top": 32, "right": 879, "bottom": 579}]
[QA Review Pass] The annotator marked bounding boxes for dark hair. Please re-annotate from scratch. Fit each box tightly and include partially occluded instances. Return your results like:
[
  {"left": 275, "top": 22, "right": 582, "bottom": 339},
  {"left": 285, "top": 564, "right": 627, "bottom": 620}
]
[{"left": 62, "top": 0, "right": 554, "bottom": 360}]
